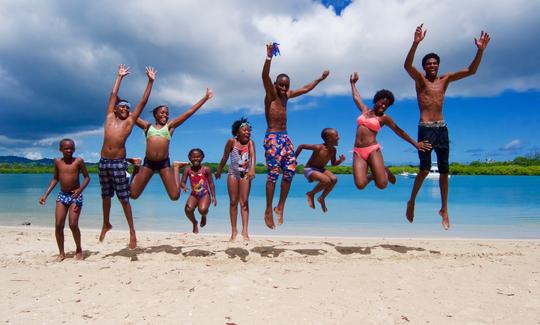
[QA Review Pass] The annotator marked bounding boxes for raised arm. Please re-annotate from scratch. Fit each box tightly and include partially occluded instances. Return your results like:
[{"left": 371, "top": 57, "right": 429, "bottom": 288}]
[
  {"left": 106, "top": 64, "right": 130, "bottom": 114},
  {"left": 247, "top": 139, "right": 256, "bottom": 180},
  {"left": 135, "top": 117, "right": 151, "bottom": 132},
  {"left": 168, "top": 88, "right": 213, "bottom": 129},
  {"left": 262, "top": 43, "right": 278, "bottom": 101},
  {"left": 71, "top": 159, "right": 90, "bottom": 199},
  {"left": 349, "top": 72, "right": 369, "bottom": 113},
  {"left": 215, "top": 138, "right": 234, "bottom": 180},
  {"left": 131, "top": 66, "right": 156, "bottom": 120},
  {"left": 404, "top": 24, "right": 426, "bottom": 82},
  {"left": 447, "top": 31, "right": 490, "bottom": 83},
  {"left": 288, "top": 69, "right": 330, "bottom": 99},
  {"left": 382, "top": 116, "right": 431, "bottom": 152},
  {"left": 39, "top": 160, "right": 60, "bottom": 204}
]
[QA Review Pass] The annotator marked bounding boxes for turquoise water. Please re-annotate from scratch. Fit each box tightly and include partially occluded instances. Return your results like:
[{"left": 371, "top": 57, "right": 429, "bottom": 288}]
[{"left": 0, "top": 174, "right": 538, "bottom": 238}]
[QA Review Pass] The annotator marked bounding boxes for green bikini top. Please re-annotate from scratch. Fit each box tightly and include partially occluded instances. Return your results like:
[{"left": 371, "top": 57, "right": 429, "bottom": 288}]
[{"left": 146, "top": 124, "right": 171, "bottom": 140}]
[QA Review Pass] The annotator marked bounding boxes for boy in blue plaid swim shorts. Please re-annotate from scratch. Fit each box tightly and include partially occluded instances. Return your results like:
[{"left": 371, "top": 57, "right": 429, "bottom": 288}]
[
  {"left": 261, "top": 43, "right": 330, "bottom": 229},
  {"left": 98, "top": 64, "right": 156, "bottom": 249},
  {"left": 40, "top": 139, "right": 90, "bottom": 261}
]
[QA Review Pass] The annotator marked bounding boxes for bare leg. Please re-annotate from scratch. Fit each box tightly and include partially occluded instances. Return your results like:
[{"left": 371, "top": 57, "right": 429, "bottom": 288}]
[
  {"left": 227, "top": 175, "right": 239, "bottom": 241},
  {"left": 386, "top": 167, "right": 396, "bottom": 184},
  {"left": 264, "top": 180, "right": 276, "bottom": 229},
  {"left": 159, "top": 163, "right": 182, "bottom": 201},
  {"left": 185, "top": 195, "right": 199, "bottom": 234},
  {"left": 439, "top": 173, "right": 450, "bottom": 230},
  {"left": 68, "top": 204, "right": 83, "bottom": 260},
  {"left": 368, "top": 150, "right": 388, "bottom": 190},
  {"left": 130, "top": 166, "right": 154, "bottom": 199},
  {"left": 119, "top": 200, "right": 137, "bottom": 249},
  {"left": 99, "top": 196, "right": 112, "bottom": 242},
  {"left": 54, "top": 202, "right": 68, "bottom": 261},
  {"left": 406, "top": 170, "right": 429, "bottom": 223},
  {"left": 197, "top": 195, "right": 210, "bottom": 228},
  {"left": 305, "top": 171, "right": 330, "bottom": 210},
  {"left": 318, "top": 171, "right": 338, "bottom": 213},
  {"left": 239, "top": 177, "right": 252, "bottom": 240},
  {"left": 274, "top": 179, "right": 292, "bottom": 226},
  {"left": 352, "top": 153, "right": 370, "bottom": 190}
]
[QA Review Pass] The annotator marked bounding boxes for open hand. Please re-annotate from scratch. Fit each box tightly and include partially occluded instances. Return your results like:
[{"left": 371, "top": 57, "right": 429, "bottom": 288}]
[
  {"left": 146, "top": 66, "right": 157, "bottom": 81},
  {"left": 414, "top": 24, "right": 427, "bottom": 43},
  {"left": 417, "top": 140, "right": 432, "bottom": 152},
  {"left": 475, "top": 31, "right": 491, "bottom": 50},
  {"left": 338, "top": 154, "right": 346, "bottom": 163},
  {"left": 118, "top": 64, "right": 130, "bottom": 77},
  {"left": 206, "top": 88, "right": 214, "bottom": 99},
  {"left": 350, "top": 72, "right": 359, "bottom": 84}
]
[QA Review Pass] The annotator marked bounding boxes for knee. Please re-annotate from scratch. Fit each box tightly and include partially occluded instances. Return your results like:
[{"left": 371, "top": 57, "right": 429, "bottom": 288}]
[
  {"left": 239, "top": 200, "right": 249, "bottom": 210},
  {"left": 355, "top": 180, "right": 368, "bottom": 190},
  {"left": 184, "top": 205, "right": 194, "bottom": 213},
  {"left": 229, "top": 199, "right": 239, "bottom": 207},
  {"left": 168, "top": 193, "right": 180, "bottom": 201},
  {"left": 68, "top": 222, "right": 79, "bottom": 231},
  {"left": 418, "top": 170, "right": 429, "bottom": 178},
  {"left": 55, "top": 223, "right": 64, "bottom": 231},
  {"left": 329, "top": 175, "right": 338, "bottom": 185},
  {"left": 198, "top": 207, "right": 209, "bottom": 215},
  {"left": 375, "top": 179, "right": 388, "bottom": 189}
]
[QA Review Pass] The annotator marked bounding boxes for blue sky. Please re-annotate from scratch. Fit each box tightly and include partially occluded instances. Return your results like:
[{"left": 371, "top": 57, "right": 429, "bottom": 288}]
[{"left": 0, "top": 0, "right": 538, "bottom": 165}]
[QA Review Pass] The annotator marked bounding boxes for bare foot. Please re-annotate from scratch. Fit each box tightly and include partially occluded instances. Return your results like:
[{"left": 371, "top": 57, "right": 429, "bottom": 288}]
[
  {"left": 439, "top": 209, "right": 450, "bottom": 230},
  {"left": 99, "top": 224, "right": 112, "bottom": 242},
  {"left": 386, "top": 167, "right": 396, "bottom": 184},
  {"left": 55, "top": 253, "right": 66, "bottom": 262},
  {"left": 406, "top": 201, "right": 415, "bottom": 223},
  {"left": 306, "top": 192, "right": 315, "bottom": 209},
  {"left": 128, "top": 235, "right": 137, "bottom": 250},
  {"left": 192, "top": 222, "right": 199, "bottom": 234},
  {"left": 74, "top": 251, "right": 84, "bottom": 261},
  {"left": 229, "top": 231, "right": 237, "bottom": 242},
  {"left": 242, "top": 231, "right": 250, "bottom": 241},
  {"left": 200, "top": 215, "right": 207, "bottom": 228},
  {"left": 264, "top": 208, "right": 275, "bottom": 229},
  {"left": 274, "top": 207, "right": 283, "bottom": 226},
  {"left": 317, "top": 196, "right": 328, "bottom": 213}
]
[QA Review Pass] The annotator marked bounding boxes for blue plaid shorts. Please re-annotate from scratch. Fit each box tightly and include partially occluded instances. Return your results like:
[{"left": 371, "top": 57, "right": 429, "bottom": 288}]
[
  {"left": 56, "top": 191, "right": 83, "bottom": 207},
  {"left": 98, "top": 158, "right": 130, "bottom": 201}
]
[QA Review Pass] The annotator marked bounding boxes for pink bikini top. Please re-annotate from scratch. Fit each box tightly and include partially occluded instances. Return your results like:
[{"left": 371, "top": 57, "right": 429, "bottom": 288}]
[{"left": 357, "top": 113, "right": 381, "bottom": 133}]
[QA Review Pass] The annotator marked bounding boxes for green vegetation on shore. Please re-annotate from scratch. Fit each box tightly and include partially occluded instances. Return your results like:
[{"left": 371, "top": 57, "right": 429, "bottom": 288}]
[{"left": 1, "top": 154, "right": 539, "bottom": 175}]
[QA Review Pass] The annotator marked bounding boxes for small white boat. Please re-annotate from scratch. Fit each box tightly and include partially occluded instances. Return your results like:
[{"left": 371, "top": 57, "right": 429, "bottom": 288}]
[{"left": 425, "top": 163, "right": 450, "bottom": 179}]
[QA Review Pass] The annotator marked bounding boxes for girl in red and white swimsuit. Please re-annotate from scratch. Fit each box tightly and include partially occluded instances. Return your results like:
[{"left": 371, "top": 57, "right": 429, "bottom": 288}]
[
  {"left": 350, "top": 72, "right": 431, "bottom": 190},
  {"left": 180, "top": 148, "right": 216, "bottom": 234}
]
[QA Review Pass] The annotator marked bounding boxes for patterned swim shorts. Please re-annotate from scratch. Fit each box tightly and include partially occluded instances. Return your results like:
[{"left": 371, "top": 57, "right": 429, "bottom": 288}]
[
  {"left": 98, "top": 157, "right": 130, "bottom": 201},
  {"left": 263, "top": 131, "right": 297, "bottom": 182},
  {"left": 56, "top": 191, "right": 84, "bottom": 207}
]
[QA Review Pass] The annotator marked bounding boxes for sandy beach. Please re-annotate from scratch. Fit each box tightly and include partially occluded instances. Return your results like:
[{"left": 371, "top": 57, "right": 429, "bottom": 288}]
[{"left": 0, "top": 226, "right": 538, "bottom": 324}]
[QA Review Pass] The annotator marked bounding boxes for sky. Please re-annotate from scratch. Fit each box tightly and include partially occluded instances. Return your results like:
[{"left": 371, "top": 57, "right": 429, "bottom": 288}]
[{"left": 0, "top": 0, "right": 539, "bottom": 165}]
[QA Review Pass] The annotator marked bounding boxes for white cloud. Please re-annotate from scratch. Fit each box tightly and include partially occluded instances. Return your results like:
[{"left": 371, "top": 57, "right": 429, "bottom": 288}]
[
  {"left": 501, "top": 139, "right": 522, "bottom": 151},
  {"left": 24, "top": 151, "right": 43, "bottom": 160},
  {"left": 33, "top": 128, "right": 103, "bottom": 147},
  {"left": 0, "top": 0, "right": 539, "bottom": 142}
]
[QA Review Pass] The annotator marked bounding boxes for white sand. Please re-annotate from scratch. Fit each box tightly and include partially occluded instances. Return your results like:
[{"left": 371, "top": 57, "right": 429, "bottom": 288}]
[{"left": 1, "top": 226, "right": 539, "bottom": 324}]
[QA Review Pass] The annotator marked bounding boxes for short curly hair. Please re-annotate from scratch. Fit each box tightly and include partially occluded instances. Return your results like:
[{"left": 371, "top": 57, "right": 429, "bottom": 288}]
[
  {"left": 373, "top": 89, "right": 395, "bottom": 106},
  {"left": 422, "top": 52, "right": 440, "bottom": 66},
  {"left": 188, "top": 148, "right": 205, "bottom": 159},
  {"left": 231, "top": 117, "right": 250, "bottom": 136}
]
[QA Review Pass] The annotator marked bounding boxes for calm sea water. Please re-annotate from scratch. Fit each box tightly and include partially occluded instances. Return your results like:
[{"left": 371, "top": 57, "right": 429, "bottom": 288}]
[{"left": 0, "top": 174, "right": 538, "bottom": 238}]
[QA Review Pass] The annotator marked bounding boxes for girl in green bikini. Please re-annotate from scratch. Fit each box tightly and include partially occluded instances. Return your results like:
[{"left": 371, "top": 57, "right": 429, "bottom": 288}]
[{"left": 130, "top": 88, "right": 213, "bottom": 200}]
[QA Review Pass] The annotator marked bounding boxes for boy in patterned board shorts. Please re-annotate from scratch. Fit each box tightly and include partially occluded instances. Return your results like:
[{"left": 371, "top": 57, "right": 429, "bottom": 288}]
[
  {"left": 98, "top": 64, "right": 156, "bottom": 249},
  {"left": 261, "top": 43, "right": 330, "bottom": 228},
  {"left": 40, "top": 139, "right": 90, "bottom": 261}
]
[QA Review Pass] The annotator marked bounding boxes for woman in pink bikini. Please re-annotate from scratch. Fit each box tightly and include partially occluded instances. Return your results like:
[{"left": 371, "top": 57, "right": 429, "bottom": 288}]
[{"left": 350, "top": 72, "right": 431, "bottom": 189}]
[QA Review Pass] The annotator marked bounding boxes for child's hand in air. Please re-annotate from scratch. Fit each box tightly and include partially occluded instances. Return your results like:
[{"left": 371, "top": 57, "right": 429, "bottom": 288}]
[
  {"left": 338, "top": 154, "right": 346, "bottom": 163},
  {"left": 320, "top": 70, "right": 330, "bottom": 80},
  {"left": 350, "top": 72, "right": 359, "bottom": 84},
  {"left": 118, "top": 64, "right": 130, "bottom": 77},
  {"left": 146, "top": 66, "right": 157, "bottom": 81}
]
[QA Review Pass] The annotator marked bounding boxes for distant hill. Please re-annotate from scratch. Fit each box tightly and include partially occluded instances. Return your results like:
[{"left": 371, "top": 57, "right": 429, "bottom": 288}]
[{"left": 0, "top": 156, "right": 55, "bottom": 165}]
